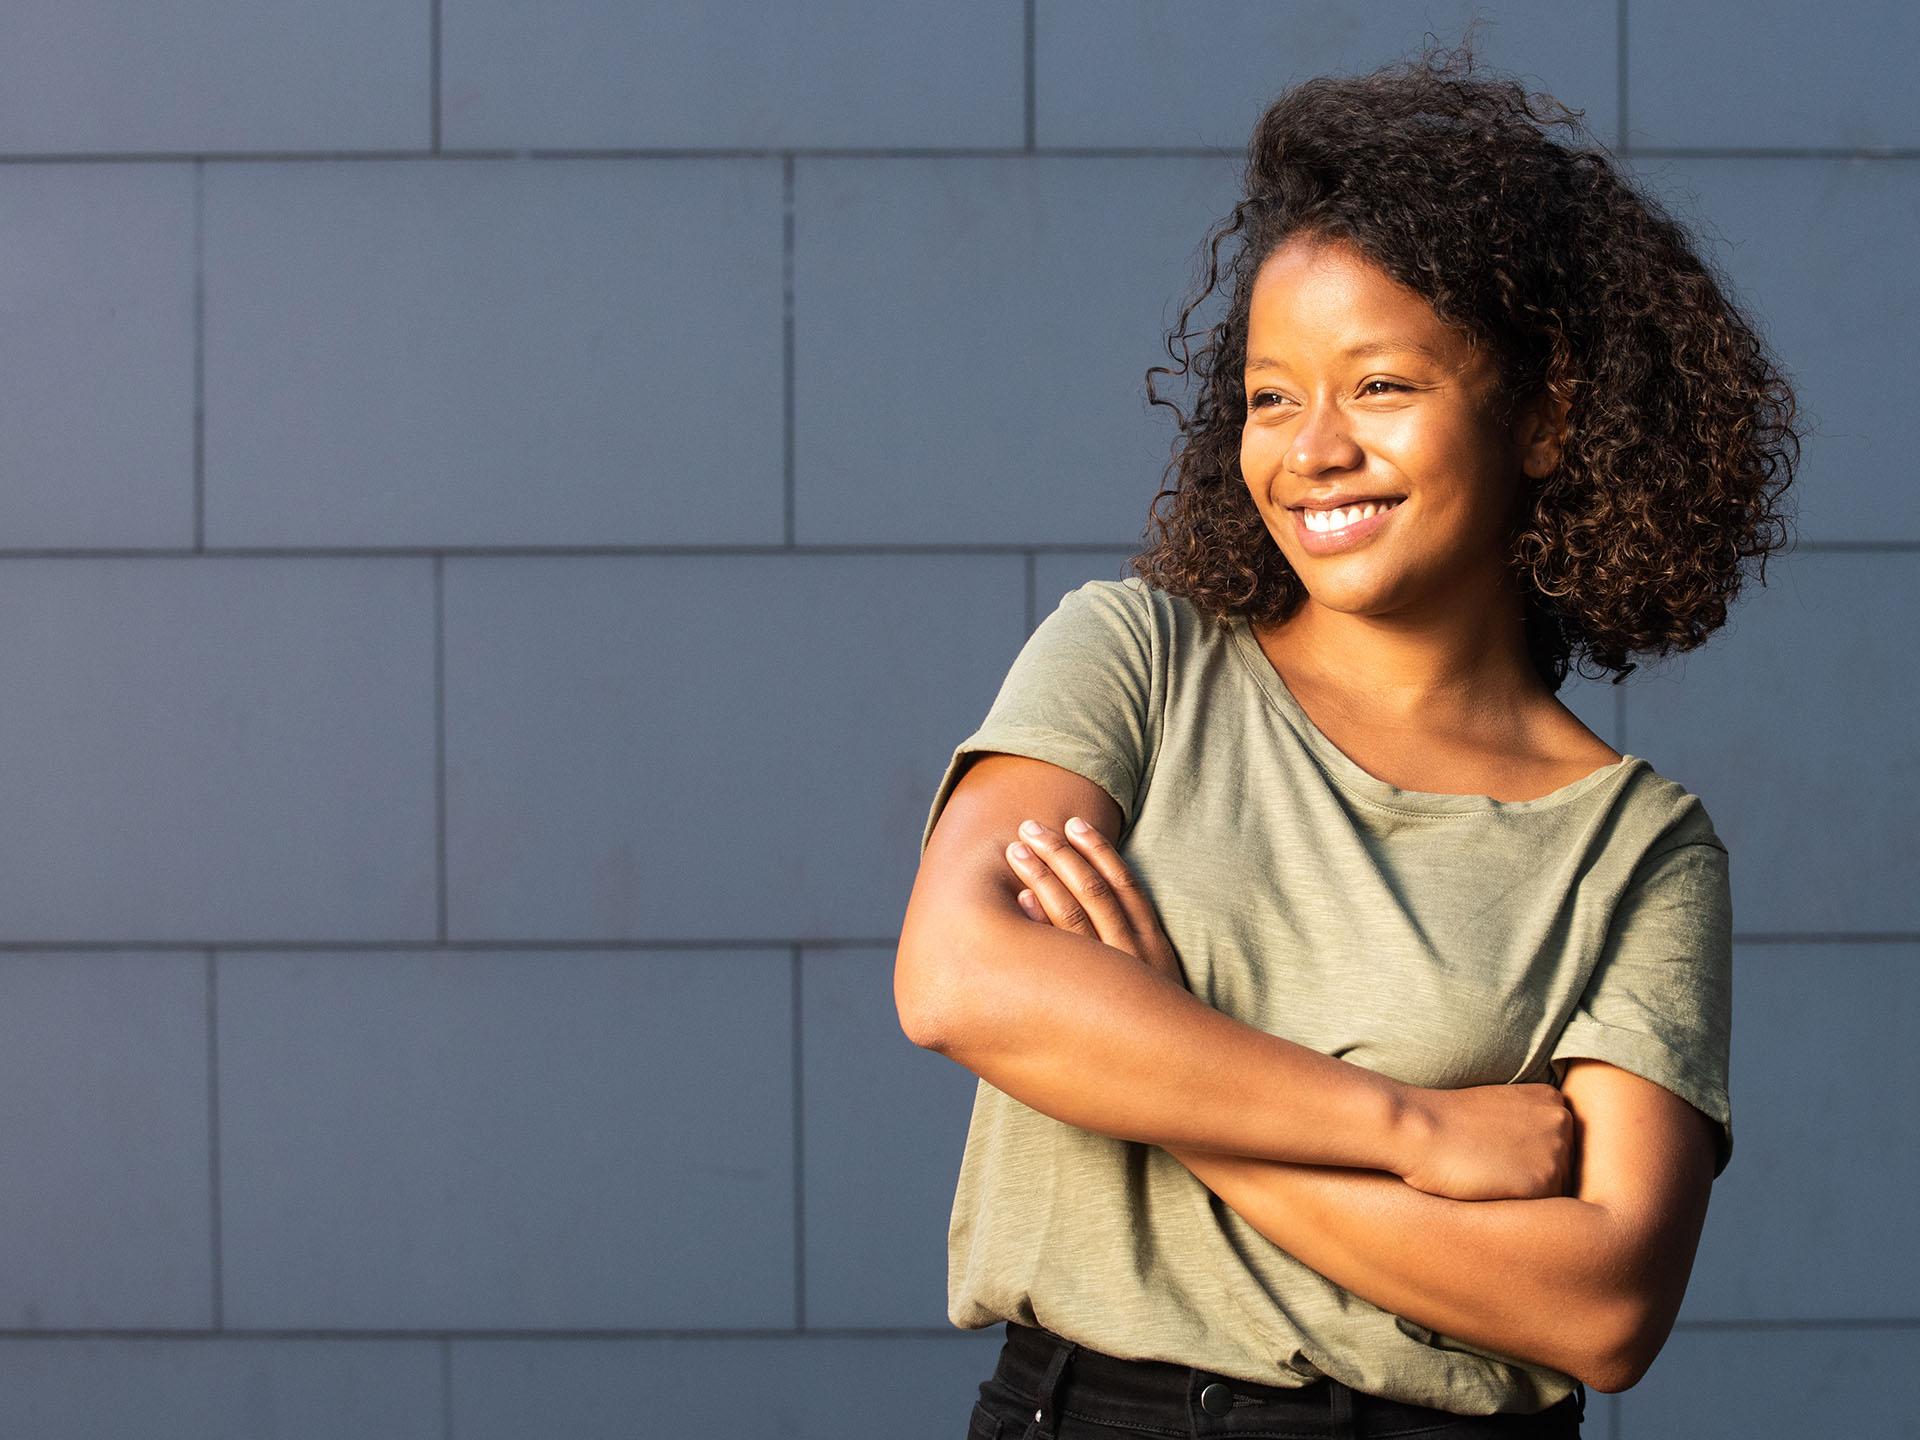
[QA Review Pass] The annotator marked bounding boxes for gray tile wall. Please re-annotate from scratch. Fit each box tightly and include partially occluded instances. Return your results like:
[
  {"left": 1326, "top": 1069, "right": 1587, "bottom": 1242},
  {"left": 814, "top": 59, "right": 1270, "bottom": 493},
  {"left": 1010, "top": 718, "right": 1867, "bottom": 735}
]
[{"left": 0, "top": 3, "right": 1908, "bottom": 1435}]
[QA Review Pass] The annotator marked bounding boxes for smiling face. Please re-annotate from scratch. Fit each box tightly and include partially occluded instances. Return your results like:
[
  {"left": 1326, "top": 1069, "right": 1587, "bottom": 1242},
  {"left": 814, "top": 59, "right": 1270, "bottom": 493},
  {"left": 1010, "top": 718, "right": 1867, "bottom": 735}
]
[{"left": 1239, "top": 234, "right": 1560, "bottom": 623}]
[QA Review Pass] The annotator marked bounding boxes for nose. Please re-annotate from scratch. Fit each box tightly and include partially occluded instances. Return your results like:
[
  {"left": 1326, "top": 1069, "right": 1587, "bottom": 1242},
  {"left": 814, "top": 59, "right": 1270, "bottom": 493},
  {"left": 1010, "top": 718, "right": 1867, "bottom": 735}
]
[{"left": 1285, "top": 400, "right": 1363, "bottom": 477}]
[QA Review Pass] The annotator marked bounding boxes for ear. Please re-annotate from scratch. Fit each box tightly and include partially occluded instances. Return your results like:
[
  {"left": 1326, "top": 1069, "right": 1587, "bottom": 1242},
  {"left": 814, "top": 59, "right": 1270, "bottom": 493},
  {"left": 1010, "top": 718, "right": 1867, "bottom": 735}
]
[{"left": 1514, "top": 387, "right": 1573, "bottom": 480}]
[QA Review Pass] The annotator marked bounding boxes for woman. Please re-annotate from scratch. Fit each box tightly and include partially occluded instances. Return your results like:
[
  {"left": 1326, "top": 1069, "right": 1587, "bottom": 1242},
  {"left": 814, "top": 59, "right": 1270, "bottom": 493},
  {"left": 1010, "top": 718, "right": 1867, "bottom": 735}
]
[{"left": 895, "top": 40, "right": 1798, "bottom": 1440}]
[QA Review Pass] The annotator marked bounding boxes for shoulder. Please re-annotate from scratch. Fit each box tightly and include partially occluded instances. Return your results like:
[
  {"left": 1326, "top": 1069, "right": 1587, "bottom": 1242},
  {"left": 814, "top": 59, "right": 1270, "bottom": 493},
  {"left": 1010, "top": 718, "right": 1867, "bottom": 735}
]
[
  {"left": 1023, "top": 578, "right": 1156, "bottom": 675},
  {"left": 1060, "top": 575, "right": 1154, "bottom": 626},
  {"left": 1612, "top": 760, "right": 1728, "bottom": 856},
  {"left": 1056, "top": 575, "right": 1229, "bottom": 654}
]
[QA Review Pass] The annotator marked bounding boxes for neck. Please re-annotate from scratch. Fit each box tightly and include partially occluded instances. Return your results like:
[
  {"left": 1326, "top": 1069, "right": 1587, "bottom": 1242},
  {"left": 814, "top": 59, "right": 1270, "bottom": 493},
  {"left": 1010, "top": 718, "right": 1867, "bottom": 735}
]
[{"left": 1264, "top": 583, "right": 1545, "bottom": 727}]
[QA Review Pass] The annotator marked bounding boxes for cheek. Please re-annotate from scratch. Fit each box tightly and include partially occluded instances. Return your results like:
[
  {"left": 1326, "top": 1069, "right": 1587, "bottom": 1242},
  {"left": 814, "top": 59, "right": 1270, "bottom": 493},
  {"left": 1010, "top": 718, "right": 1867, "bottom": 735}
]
[
  {"left": 1366, "top": 412, "right": 1430, "bottom": 465},
  {"left": 1240, "top": 425, "right": 1279, "bottom": 484}
]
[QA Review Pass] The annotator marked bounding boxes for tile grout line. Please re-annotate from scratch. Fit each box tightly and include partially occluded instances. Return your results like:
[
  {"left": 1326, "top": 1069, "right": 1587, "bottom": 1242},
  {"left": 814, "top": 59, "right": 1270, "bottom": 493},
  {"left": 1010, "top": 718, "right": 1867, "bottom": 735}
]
[
  {"left": 1024, "top": 0, "right": 1037, "bottom": 151},
  {"left": 435, "top": 555, "right": 449, "bottom": 943},
  {"left": 784, "top": 154, "right": 797, "bottom": 548},
  {"left": 0, "top": 544, "right": 1138, "bottom": 558},
  {"left": 205, "top": 948, "right": 223, "bottom": 1330},
  {"left": 192, "top": 158, "right": 206, "bottom": 553},
  {"left": 1617, "top": 0, "right": 1629, "bottom": 152},
  {"left": 5, "top": 145, "right": 1920, "bottom": 163},
  {"left": 441, "top": 1336, "right": 455, "bottom": 1440},
  {"left": 0, "top": 539, "right": 1905, "bottom": 560},
  {"left": 430, "top": 0, "right": 442, "bottom": 154},
  {"left": 792, "top": 944, "right": 806, "bottom": 1329}
]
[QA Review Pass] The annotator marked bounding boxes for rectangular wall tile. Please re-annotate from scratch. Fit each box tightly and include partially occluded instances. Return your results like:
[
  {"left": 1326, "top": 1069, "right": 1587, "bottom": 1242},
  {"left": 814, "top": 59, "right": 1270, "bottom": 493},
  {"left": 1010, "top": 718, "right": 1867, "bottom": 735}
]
[
  {"left": 217, "top": 948, "right": 793, "bottom": 1329},
  {"left": 442, "top": 553, "right": 1029, "bottom": 941},
  {"left": 0, "top": 953, "right": 210, "bottom": 1328},
  {"left": 1039, "top": 1, "right": 1618, "bottom": 150},
  {"left": 1624, "top": 551, "right": 1920, "bottom": 934},
  {"left": 0, "top": 164, "right": 194, "bottom": 548},
  {"left": 203, "top": 159, "right": 784, "bottom": 547},
  {"left": 451, "top": 1333, "right": 1008, "bottom": 1440},
  {"left": 1623, "top": 155, "right": 1920, "bottom": 542},
  {"left": 1683, "top": 944, "right": 1920, "bottom": 1321},
  {"left": 0, "top": 559, "right": 436, "bottom": 942},
  {"left": 1619, "top": 1326, "right": 1919, "bottom": 1438},
  {"left": 802, "top": 947, "right": 979, "bottom": 1326},
  {"left": 442, "top": 0, "right": 1024, "bottom": 150},
  {"left": 794, "top": 155, "right": 1242, "bottom": 546},
  {"left": 0, "top": 1339, "right": 441, "bottom": 1440},
  {"left": 1629, "top": 1, "right": 1920, "bottom": 149},
  {"left": 0, "top": 1, "right": 427, "bottom": 154}
]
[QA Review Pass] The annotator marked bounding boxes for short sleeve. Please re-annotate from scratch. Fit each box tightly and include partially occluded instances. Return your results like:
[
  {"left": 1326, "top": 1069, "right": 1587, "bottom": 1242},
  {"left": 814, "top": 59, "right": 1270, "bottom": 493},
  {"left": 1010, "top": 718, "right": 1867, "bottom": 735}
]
[
  {"left": 919, "top": 579, "right": 1157, "bottom": 857},
  {"left": 1550, "top": 838, "right": 1735, "bottom": 1176}
]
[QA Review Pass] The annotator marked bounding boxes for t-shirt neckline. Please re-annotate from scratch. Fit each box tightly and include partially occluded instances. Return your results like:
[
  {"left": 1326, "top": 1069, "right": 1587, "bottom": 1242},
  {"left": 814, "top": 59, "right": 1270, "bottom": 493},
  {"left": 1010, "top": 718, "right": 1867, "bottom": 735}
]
[{"left": 1226, "top": 614, "right": 1638, "bottom": 815}]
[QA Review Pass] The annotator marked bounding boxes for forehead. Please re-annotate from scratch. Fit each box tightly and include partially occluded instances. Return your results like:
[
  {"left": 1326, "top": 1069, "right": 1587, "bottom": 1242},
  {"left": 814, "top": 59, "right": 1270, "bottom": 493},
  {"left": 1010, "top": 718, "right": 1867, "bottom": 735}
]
[{"left": 1245, "top": 237, "right": 1474, "bottom": 370}]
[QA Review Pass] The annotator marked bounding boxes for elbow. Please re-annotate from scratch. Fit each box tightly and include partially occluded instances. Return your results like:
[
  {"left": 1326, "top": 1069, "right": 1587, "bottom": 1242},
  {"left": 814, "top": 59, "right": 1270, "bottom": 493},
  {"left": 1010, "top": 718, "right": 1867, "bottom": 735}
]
[
  {"left": 893, "top": 908, "right": 995, "bottom": 1055},
  {"left": 897, "top": 893, "right": 1057, "bottom": 1060},
  {"left": 894, "top": 942, "right": 959, "bottom": 1052},
  {"left": 895, "top": 967, "right": 960, "bottom": 1053},
  {"left": 1579, "top": 1347, "right": 1647, "bottom": 1396},
  {"left": 1577, "top": 1294, "right": 1673, "bottom": 1394}
]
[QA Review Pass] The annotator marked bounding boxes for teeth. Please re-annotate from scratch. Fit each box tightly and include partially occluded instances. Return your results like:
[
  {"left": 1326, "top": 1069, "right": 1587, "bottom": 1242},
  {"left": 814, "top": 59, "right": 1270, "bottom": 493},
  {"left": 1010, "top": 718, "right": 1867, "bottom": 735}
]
[{"left": 1304, "top": 499, "right": 1401, "bottom": 533}]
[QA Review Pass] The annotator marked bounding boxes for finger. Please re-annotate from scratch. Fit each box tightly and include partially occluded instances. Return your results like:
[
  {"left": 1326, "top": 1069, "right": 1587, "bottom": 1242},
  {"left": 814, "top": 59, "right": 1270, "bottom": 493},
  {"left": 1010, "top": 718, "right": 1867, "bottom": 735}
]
[
  {"left": 1005, "top": 836, "right": 1106, "bottom": 941},
  {"left": 1009, "top": 820, "right": 1132, "bottom": 950},
  {"left": 1016, "top": 888, "right": 1045, "bottom": 922},
  {"left": 1058, "top": 817, "right": 1164, "bottom": 940}
]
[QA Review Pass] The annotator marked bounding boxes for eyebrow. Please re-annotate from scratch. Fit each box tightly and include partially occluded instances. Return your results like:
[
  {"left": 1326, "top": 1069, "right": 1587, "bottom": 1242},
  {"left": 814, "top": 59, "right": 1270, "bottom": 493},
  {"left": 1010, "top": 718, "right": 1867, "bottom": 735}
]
[{"left": 1246, "top": 340, "right": 1447, "bottom": 371}]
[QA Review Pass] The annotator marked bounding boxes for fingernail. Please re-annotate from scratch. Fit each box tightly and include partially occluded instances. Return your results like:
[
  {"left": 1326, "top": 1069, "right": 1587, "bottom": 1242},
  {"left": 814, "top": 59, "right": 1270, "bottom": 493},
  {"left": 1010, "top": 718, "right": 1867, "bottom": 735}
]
[
  {"left": 1065, "top": 817, "right": 1089, "bottom": 835},
  {"left": 1008, "top": 842, "right": 1032, "bottom": 861},
  {"left": 1019, "top": 820, "right": 1044, "bottom": 838}
]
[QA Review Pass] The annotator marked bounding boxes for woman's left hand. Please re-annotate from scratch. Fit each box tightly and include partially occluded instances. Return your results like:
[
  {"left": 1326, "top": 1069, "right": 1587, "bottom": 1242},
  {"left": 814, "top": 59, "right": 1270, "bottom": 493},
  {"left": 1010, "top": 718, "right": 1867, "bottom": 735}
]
[{"left": 1005, "top": 817, "right": 1187, "bottom": 991}]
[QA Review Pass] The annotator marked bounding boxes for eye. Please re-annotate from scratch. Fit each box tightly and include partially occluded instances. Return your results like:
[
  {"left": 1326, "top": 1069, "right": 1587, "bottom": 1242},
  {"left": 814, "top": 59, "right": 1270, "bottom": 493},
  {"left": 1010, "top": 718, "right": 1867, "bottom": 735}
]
[
  {"left": 1361, "top": 379, "right": 1409, "bottom": 396},
  {"left": 1247, "top": 390, "right": 1286, "bottom": 411}
]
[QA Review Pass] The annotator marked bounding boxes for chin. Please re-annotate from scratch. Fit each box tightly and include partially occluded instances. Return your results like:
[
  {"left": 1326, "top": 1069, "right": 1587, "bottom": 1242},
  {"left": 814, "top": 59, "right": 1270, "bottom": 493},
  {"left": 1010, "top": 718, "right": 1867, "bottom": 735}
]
[{"left": 1292, "top": 562, "right": 1414, "bottom": 612}]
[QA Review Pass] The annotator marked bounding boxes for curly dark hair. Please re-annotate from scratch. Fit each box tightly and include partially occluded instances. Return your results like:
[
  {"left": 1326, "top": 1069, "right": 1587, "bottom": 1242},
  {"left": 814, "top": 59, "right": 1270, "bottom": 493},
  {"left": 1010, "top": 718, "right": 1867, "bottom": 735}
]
[{"left": 1129, "top": 34, "right": 1802, "bottom": 689}]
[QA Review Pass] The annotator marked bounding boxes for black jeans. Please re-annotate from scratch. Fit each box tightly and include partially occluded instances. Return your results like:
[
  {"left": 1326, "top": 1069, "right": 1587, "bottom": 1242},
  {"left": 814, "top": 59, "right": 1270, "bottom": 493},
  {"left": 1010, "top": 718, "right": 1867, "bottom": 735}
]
[{"left": 968, "top": 1321, "right": 1585, "bottom": 1439}]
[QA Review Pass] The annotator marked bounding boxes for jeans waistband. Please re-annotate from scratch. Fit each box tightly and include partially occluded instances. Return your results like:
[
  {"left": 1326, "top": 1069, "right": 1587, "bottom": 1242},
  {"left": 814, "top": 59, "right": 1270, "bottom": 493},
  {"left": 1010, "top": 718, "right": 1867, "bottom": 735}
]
[{"left": 990, "top": 1319, "right": 1585, "bottom": 1436}]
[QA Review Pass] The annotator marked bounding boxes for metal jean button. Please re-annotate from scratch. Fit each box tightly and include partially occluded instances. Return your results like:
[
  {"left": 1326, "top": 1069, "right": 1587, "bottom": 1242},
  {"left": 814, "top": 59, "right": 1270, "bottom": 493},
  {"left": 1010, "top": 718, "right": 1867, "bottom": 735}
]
[{"left": 1200, "top": 1381, "right": 1234, "bottom": 1415}]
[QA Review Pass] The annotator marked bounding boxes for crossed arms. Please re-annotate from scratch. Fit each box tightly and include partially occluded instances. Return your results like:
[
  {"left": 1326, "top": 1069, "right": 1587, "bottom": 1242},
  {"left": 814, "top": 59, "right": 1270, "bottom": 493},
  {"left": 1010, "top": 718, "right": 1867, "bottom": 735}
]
[{"left": 895, "top": 754, "right": 1720, "bottom": 1393}]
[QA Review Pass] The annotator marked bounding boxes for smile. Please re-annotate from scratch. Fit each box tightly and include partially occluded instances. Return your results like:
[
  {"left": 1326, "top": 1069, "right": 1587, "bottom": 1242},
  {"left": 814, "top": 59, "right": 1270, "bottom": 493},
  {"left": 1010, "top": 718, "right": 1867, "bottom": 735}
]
[{"left": 1291, "top": 497, "right": 1405, "bottom": 555}]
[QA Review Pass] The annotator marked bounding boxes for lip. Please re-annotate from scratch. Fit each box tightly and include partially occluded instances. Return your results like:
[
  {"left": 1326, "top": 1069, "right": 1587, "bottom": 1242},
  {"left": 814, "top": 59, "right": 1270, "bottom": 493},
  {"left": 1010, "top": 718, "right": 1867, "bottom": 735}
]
[
  {"left": 1290, "top": 496, "right": 1405, "bottom": 556},
  {"left": 1293, "top": 491, "right": 1405, "bottom": 511}
]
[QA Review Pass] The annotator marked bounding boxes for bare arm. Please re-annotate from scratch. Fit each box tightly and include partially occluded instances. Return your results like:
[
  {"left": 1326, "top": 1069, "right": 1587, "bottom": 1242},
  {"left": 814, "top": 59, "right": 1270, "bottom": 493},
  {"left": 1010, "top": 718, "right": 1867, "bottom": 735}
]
[
  {"left": 1166, "top": 1059, "right": 1718, "bottom": 1392},
  {"left": 895, "top": 754, "right": 1572, "bottom": 1199},
  {"left": 990, "top": 804, "right": 1720, "bottom": 1389}
]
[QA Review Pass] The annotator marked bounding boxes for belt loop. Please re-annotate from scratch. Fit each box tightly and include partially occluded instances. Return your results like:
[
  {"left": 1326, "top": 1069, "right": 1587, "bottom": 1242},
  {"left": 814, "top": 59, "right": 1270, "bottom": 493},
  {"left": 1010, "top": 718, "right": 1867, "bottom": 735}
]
[
  {"left": 1025, "top": 1332, "right": 1079, "bottom": 1438},
  {"left": 1572, "top": 1379, "right": 1588, "bottom": 1423},
  {"left": 1328, "top": 1377, "right": 1357, "bottom": 1440}
]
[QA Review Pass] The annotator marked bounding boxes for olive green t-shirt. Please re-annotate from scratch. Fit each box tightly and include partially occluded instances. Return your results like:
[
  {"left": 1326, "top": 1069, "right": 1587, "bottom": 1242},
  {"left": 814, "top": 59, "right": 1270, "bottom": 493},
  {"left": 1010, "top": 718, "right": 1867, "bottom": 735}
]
[{"left": 917, "top": 576, "right": 1734, "bottom": 1415}]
